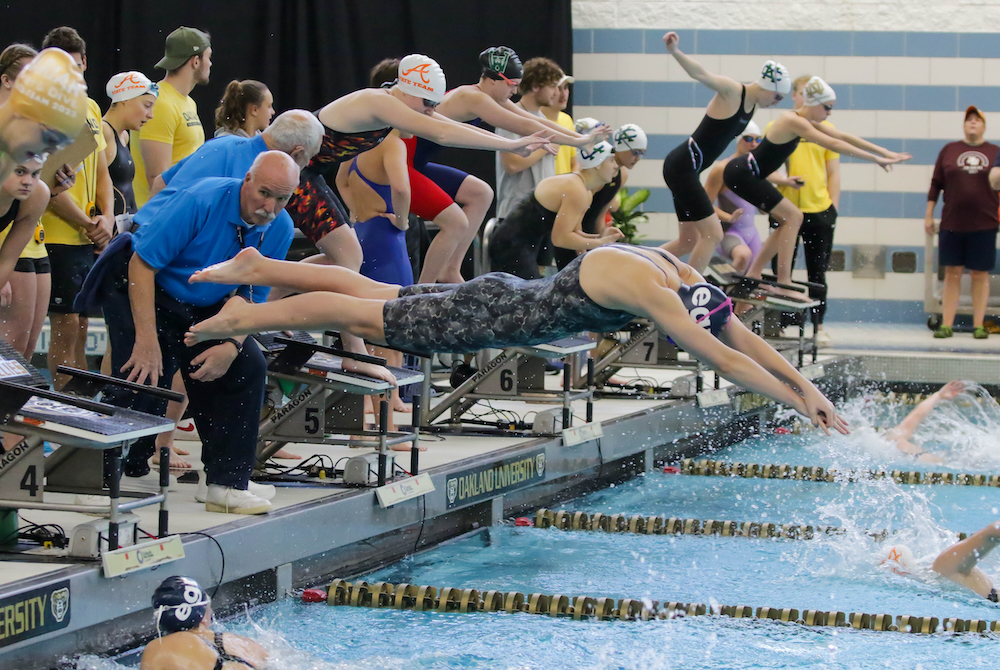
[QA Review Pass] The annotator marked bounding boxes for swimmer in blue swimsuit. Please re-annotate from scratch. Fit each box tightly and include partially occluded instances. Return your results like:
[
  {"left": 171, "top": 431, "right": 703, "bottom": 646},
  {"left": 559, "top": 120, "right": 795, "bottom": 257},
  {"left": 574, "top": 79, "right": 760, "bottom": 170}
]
[
  {"left": 184, "top": 244, "right": 849, "bottom": 436},
  {"left": 338, "top": 131, "right": 413, "bottom": 287}
]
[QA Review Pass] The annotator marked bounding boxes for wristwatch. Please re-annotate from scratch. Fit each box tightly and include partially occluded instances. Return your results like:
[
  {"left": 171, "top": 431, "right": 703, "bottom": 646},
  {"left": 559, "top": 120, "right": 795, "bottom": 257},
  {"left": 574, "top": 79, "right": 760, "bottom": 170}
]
[{"left": 222, "top": 337, "right": 243, "bottom": 353}]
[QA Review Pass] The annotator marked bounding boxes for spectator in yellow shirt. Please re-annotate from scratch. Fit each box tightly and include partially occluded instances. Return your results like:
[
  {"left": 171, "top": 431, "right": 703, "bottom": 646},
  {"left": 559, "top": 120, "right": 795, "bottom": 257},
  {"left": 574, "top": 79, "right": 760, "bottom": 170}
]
[
  {"left": 132, "top": 27, "right": 212, "bottom": 207},
  {"left": 39, "top": 27, "right": 114, "bottom": 390},
  {"left": 542, "top": 74, "right": 580, "bottom": 175}
]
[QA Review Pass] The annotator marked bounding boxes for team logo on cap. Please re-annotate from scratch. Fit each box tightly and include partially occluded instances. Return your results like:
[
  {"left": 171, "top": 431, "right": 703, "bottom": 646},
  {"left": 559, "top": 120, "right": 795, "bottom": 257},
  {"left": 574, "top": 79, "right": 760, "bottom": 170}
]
[
  {"left": 402, "top": 63, "right": 432, "bottom": 84},
  {"left": 581, "top": 144, "right": 606, "bottom": 160},
  {"left": 488, "top": 51, "right": 511, "bottom": 73},
  {"left": 761, "top": 62, "right": 781, "bottom": 84},
  {"left": 805, "top": 78, "right": 825, "bottom": 99},
  {"left": 615, "top": 127, "right": 637, "bottom": 147}
]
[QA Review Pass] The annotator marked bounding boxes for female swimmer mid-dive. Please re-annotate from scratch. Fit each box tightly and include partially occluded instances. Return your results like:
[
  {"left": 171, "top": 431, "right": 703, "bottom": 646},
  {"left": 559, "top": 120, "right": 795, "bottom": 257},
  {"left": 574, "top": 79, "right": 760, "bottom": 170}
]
[{"left": 183, "top": 245, "right": 849, "bottom": 435}]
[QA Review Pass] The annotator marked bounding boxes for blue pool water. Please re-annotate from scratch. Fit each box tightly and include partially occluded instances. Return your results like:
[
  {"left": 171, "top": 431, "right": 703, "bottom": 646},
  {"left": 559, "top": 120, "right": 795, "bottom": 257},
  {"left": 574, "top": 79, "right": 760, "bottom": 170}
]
[{"left": 77, "top": 385, "right": 1000, "bottom": 669}]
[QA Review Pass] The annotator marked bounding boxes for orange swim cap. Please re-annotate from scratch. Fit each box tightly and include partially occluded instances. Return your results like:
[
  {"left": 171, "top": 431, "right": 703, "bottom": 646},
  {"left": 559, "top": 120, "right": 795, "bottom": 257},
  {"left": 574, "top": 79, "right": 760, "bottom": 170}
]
[{"left": 8, "top": 48, "right": 88, "bottom": 140}]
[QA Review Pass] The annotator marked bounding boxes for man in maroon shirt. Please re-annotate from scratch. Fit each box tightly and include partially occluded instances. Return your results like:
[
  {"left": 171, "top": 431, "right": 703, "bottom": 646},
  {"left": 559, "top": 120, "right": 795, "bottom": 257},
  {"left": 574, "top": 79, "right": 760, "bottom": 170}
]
[{"left": 926, "top": 106, "right": 999, "bottom": 339}]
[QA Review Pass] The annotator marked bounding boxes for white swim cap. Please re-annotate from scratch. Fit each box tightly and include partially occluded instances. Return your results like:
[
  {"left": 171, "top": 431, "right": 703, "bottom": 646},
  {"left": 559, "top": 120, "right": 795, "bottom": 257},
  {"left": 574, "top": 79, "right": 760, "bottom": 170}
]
[
  {"left": 397, "top": 54, "right": 446, "bottom": 103},
  {"left": 106, "top": 71, "right": 158, "bottom": 103},
  {"left": 575, "top": 117, "right": 605, "bottom": 134},
  {"left": 578, "top": 141, "right": 615, "bottom": 169},
  {"left": 614, "top": 123, "right": 647, "bottom": 152},
  {"left": 802, "top": 76, "right": 836, "bottom": 107},
  {"left": 742, "top": 120, "right": 762, "bottom": 137},
  {"left": 758, "top": 60, "right": 791, "bottom": 96},
  {"left": 879, "top": 544, "right": 916, "bottom": 576}
]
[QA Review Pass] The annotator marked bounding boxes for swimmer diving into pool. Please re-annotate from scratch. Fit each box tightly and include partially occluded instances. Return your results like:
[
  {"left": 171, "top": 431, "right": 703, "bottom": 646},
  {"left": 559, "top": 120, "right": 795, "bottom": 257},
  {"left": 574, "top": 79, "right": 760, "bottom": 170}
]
[
  {"left": 882, "top": 520, "right": 1000, "bottom": 602},
  {"left": 140, "top": 576, "right": 266, "bottom": 670},
  {"left": 183, "top": 245, "right": 850, "bottom": 435},
  {"left": 884, "top": 380, "right": 966, "bottom": 464}
]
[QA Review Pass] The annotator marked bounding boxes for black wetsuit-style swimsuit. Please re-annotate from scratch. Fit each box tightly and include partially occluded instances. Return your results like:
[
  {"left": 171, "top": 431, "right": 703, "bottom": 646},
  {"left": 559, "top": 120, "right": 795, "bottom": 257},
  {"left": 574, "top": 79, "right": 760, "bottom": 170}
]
[
  {"left": 104, "top": 121, "right": 137, "bottom": 215},
  {"left": 382, "top": 247, "right": 636, "bottom": 354},
  {"left": 553, "top": 170, "right": 624, "bottom": 271},
  {"left": 488, "top": 192, "right": 559, "bottom": 279},
  {"left": 0, "top": 199, "right": 20, "bottom": 235},
  {"left": 662, "top": 85, "right": 755, "bottom": 222},
  {"left": 722, "top": 135, "right": 801, "bottom": 213}
]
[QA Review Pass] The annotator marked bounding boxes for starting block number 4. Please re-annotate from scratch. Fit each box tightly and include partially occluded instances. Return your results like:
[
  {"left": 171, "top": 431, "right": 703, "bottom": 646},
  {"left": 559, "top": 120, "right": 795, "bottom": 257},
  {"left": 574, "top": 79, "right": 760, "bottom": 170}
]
[{"left": 0, "top": 441, "right": 46, "bottom": 503}]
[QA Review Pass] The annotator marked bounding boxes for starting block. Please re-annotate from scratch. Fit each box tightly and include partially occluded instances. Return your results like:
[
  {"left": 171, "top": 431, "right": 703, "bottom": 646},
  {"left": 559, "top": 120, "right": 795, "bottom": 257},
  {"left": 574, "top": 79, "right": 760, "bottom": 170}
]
[
  {"left": 418, "top": 336, "right": 597, "bottom": 434},
  {"left": 705, "top": 265, "right": 821, "bottom": 367},
  {"left": 254, "top": 331, "right": 424, "bottom": 485},
  {"left": 0, "top": 338, "right": 178, "bottom": 555}
]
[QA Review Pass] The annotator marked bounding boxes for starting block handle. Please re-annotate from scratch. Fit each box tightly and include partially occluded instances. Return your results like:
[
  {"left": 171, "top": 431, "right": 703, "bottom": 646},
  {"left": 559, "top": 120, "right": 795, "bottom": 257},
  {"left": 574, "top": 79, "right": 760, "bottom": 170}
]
[
  {"left": 57, "top": 366, "right": 186, "bottom": 403},
  {"left": 276, "top": 336, "right": 387, "bottom": 366},
  {"left": 0, "top": 378, "right": 116, "bottom": 416}
]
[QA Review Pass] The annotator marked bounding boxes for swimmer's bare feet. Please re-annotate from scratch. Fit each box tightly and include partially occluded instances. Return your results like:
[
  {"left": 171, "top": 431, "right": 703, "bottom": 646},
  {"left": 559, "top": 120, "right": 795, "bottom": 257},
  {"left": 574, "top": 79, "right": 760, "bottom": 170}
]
[
  {"left": 151, "top": 446, "right": 193, "bottom": 469},
  {"left": 271, "top": 448, "right": 302, "bottom": 459},
  {"left": 391, "top": 440, "right": 426, "bottom": 452},
  {"left": 392, "top": 400, "right": 411, "bottom": 413},
  {"left": 184, "top": 299, "right": 253, "bottom": 345},
  {"left": 189, "top": 247, "right": 265, "bottom": 286}
]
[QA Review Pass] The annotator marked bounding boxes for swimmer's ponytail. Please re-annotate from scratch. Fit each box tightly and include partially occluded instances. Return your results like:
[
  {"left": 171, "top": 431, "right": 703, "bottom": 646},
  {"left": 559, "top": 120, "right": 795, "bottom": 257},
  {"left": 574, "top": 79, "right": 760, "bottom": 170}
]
[{"left": 214, "top": 79, "right": 268, "bottom": 134}]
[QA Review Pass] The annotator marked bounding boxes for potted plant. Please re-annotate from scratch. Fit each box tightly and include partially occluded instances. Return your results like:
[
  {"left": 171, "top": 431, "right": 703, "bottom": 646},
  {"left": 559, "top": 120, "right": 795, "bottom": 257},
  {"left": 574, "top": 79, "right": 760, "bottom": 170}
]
[{"left": 610, "top": 186, "right": 649, "bottom": 244}]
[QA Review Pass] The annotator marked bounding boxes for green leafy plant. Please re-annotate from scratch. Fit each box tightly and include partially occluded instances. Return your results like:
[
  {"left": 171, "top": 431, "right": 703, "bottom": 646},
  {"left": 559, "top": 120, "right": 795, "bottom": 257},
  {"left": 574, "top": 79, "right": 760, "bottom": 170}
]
[{"left": 610, "top": 186, "right": 649, "bottom": 244}]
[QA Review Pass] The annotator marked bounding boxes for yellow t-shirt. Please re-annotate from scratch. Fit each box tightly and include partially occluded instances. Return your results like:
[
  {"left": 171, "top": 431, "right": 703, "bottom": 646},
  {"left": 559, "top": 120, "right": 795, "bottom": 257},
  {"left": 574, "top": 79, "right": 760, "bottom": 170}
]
[
  {"left": 553, "top": 111, "right": 576, "bottom": 175},
  {"left": 773, "top": 120, "right": 839, "bottom": 214},
  {"left": 39, "top": 98, "right": 107, "bottom": 246},
  {"left": 131, "top": 81, "right": 205, "bottom": 206},
  {"left": 0, "top": 229, "right": 46, "bottom": 259}
]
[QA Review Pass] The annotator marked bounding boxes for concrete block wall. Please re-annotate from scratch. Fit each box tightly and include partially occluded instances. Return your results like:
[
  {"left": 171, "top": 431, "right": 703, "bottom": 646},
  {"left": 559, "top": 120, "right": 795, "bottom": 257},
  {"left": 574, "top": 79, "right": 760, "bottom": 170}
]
[{"left": 570, "top": 0, "right": 1000, "bottom": 323}]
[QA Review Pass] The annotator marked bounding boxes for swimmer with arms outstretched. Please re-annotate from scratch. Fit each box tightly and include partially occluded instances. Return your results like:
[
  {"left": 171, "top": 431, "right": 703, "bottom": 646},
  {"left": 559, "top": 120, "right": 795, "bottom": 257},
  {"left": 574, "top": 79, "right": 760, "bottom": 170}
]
[
  {"left": 141, "top": 576, "right": 265, "bottom": 670},
  {"left": 883, "top": 380, "right": 965, "bottom": 464},
  {"left": 182, "top": 245, "right": 850, "bottom": 435}
]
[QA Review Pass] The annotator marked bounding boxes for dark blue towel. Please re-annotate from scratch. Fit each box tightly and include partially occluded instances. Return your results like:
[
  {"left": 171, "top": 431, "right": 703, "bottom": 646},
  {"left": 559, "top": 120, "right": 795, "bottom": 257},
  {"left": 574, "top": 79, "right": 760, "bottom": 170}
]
[{"left": 72, "top": 232, "right": 132, "bottom": 314}]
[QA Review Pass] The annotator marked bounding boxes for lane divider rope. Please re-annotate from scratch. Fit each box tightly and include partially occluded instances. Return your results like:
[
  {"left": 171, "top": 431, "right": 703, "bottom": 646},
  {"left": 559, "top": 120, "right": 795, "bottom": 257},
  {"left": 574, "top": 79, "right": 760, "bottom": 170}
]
[
  {"left": 308, "top": 579, "right": 996, "bottom": 634},
  {"left": 674, "top": 458, "right": 1000, "bottom": 488},
  {"left": 530, "top": 509, "right": 967, "bottom": 542}
]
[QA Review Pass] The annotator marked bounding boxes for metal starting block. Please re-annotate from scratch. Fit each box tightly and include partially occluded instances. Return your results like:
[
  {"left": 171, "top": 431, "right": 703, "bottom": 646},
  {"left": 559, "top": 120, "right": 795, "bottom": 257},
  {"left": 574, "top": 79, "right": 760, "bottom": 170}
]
[
  {"left": 254, "top": 331, "right": 424, "bottom": 486},
  {"left": 418, "top": 336, "right": 598, "bottom": 435},
  {"left": 705, "top": 264, "right": 821, "bottom": 367},
  {"left": 0, "top": 338, "right": 178, "bottom": 555}
]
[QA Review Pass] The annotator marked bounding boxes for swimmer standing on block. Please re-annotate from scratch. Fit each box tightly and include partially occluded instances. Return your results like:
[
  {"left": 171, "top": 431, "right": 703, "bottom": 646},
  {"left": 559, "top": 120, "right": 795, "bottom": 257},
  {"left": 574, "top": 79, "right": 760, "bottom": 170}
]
[
  {"left": 183, "top": 245, "right": 850, "bottom": 434},
  {"left": 0, "top": 48, "right": 88, "bottom": 183}
]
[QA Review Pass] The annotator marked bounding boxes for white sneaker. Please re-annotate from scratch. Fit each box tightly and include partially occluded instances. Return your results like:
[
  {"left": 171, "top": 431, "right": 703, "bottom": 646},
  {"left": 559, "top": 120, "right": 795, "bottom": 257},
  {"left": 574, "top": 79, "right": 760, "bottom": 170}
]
[
  {"left": 74, "top": 494, "right": 110, "bottom": 516},
  {"left": 248, "top": 481, "right": 276, "bottom": 500},
  {"left": 196, "top": 479, "right": 274, "bottom": 502},
  {"left": 816, "top": 330, "right": 832, "bottom": 348},
  {"left": 204, "top": 485, "right": 272, "bottom": 515}
]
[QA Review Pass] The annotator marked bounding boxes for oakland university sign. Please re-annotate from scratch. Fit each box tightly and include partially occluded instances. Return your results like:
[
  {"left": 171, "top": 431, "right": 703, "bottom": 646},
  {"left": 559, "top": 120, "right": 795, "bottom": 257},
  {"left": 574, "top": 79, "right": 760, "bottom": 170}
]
[{"left": 445, "top": 449, "right": 546, "bottom": 508}]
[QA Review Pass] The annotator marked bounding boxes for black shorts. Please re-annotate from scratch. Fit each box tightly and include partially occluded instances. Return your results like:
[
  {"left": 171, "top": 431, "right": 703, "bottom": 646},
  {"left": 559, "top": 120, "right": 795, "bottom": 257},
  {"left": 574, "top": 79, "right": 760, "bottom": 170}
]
[
  {"left": 723, "top": 154, "right": 785, "bottom": 213},
  {"left": 13, "top": 256, "right": 51, "bottom": 274},
  {"left": 939, "top": 229, "right": 998, "bottom": 272},
  {"left": 662, "top": 142, "right": 715, "bottom": 222},
  {"left": 47, "top": 243, "right": 95, "bottom": 313}
]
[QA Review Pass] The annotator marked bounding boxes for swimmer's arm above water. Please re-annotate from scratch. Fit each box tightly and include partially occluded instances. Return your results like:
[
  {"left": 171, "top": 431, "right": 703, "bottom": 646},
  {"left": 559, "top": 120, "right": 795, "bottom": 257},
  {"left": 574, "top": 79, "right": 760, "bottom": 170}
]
[
  {"left": 886, "top": 381, "right": 965, "bottom": 445},
  {"left": 719, "top": 318, "right": 848, "bottom": 435},
  {"left": 932, "top": 520, "right": 1000, "bottom": 599}
]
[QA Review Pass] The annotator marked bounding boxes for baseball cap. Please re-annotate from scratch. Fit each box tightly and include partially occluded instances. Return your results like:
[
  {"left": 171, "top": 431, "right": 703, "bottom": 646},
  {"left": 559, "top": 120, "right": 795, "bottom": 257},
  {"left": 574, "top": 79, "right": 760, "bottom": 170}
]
[
  {"left": 966, "top": 105, "right": 985, "bottom": 124},
  {"left": 156, "top": 27, "right": 211, "bottom": 71},
  {"left": 556, "top": 74, "right": 575, "bottom": 87}
]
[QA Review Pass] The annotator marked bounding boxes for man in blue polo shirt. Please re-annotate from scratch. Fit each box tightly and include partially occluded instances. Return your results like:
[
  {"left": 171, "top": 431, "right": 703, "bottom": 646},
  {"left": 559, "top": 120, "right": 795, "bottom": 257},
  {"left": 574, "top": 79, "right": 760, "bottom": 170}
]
[
  {"left": 141, "top": 109, "right": 322, "bottom": 219},
  {"left": 102, "top": 151, "right": 300, "bottom": 515}
]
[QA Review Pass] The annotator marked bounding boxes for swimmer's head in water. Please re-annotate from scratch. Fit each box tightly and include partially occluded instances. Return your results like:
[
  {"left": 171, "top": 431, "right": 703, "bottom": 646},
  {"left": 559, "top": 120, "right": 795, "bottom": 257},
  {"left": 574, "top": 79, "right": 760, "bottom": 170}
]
[
  {"left": 6, "top": 48, "right": 88, "bottom": 157},
  {"left": 677, "top": 283, "right": 733, "bottom": 337},
  {"left": 152, "top": 576, "right": 210, "bottom": 633},
  {"left": 879, "top": 544, "right": 916, "bottom": 576},
  {"left": 758, "top": 60, "right": 792, "bottom": 97},
  {"left": 480, "top": 46, "right": 523, "bottom": 84},
  {"left": 802, "top": 76, "right": 836, "bottom": 107},
  {"left": 398, "top": 54, "right": 446, "bottom": 104},
  {"left": 578, "top": 140, "right": 615, "bottom": 170}
]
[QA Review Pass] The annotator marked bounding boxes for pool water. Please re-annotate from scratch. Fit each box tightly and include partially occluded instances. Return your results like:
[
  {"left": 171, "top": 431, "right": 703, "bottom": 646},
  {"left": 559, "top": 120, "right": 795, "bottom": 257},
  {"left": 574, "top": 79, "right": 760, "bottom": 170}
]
[{"left": 75, "top": 385, "right": 1000, "bottom": 669}]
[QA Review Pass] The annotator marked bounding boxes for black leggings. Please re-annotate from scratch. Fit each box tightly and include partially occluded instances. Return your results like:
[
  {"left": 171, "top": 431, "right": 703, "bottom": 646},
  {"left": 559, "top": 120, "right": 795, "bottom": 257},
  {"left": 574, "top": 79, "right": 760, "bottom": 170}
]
[{"left": 770, "top": 204, "right": 837, "bottom": 324}]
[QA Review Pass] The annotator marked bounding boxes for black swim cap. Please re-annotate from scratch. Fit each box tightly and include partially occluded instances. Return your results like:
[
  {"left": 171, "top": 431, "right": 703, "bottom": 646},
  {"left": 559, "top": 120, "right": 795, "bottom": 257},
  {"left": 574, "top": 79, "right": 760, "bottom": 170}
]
[
  {"left": 676, "top": 283, "right": 732, "bottom": 337},
  {"left": 152, "top": 576, "right": 210, "bottom": 633},
  {"left": 480, "top": 46, "right": 523, "bottom": 81}
]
